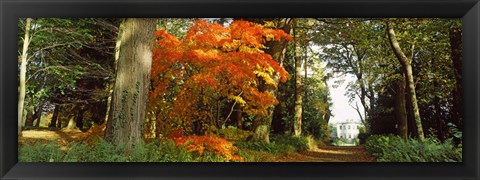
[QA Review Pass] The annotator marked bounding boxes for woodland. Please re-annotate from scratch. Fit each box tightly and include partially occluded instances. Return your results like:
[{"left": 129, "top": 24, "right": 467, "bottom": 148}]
[{"left": 18, "top": 18, "right": 462, "bottom": 162}]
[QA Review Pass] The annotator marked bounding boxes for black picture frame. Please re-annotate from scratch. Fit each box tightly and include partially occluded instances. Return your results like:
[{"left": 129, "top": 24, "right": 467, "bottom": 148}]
[{"left": 1, "top": 0, "right": 479, "bottom": 179}]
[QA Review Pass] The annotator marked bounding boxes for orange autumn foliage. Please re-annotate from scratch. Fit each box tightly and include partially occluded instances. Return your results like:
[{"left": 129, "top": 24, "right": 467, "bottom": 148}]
[
  {"left": 148, "top": 20, "right": 291, "bottom": 134},
  {"left": 172, "top": 134, "right": 244, "bottom": 162}
]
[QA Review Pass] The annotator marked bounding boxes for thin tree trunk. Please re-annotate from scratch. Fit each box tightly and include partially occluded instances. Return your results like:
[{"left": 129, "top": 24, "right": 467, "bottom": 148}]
[
  {"left": 350, "top": 103, "right": 365, "bottom": 124},
  {"left": 18, "top": 18, "right": 33, "bottom": 137},
  {"left": 395, "top": 72, "right": 408, "bottom": 139},
  {"left": 34, "top": 108, "right": 42, "bottom": 127},
  {"left": 233, "top": 103, "right": 243, "bottom": 129},
  {"left": 386, "top": 22, "right": 425, "bottom": 141},
  {"left": 104, "top": 18, "right": 156, "bottom": 149},
  {"left": 293, "top": 22, "right": 303, "bottom": 136}
]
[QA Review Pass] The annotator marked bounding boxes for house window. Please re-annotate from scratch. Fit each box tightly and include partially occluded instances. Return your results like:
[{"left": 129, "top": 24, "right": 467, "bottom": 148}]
[
  {"left": 339, "top": 126, "right": 342, "bottom": 130},
  {"left": 348, "top": 125, "right": 350, "bottom": 129},
  {"left": 348, "top": 134, "right": 351, "bottom": 138}
]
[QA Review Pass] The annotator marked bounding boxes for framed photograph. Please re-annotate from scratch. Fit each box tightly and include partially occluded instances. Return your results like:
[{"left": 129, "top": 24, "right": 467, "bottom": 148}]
[{"left": 1, "top": 0, "right": 479, "bottom": 179}]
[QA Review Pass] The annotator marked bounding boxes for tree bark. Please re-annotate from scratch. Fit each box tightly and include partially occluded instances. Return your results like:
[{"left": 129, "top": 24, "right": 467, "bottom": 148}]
[
  {"left": 49, "top": 104, "right": 61, "bottom": 128},
  {"left": 104, "top": 18, "right": 156, "bottom": 148},
  {"left": 33, "top": 101, "right": 46, "bottom": 127},
  {"left": 232, "top": 103, "right": 243, "bottom": 129},
  {"left": 386, "top": 22, "right": 425, "bottom": 141},
  {"left": 25, "top": 110, "right": 34, "bottom": 127},
  {"left": 449, "top": 27, "right": 462, "bottom": 131},
  {"left": 395, "top": 72, "right": 408, "bottom": 139},
  {"left": 18, "top": 18, "right": 33, "bottom": 137},
  {"left": 34, "top": 108, "right": 42, "bottom": 127},
  {"left": 75, "top": 107, "right": 86, "bottom": 129},
  {"left": 293, "top": 22, "right": 303, "bottom": 136},
  {"left": 254, "top": 18, "right": 292, "bottom": 143}
]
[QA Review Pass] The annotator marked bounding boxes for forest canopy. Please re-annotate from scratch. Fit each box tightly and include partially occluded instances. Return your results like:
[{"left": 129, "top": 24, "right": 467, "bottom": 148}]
[{"left": 18, "top": 18, "right": 462, "bottom": 162}]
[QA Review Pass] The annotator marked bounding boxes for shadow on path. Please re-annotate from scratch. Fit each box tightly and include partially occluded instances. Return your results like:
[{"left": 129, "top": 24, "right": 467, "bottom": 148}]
[{"left": 275, "top": 145, "right": 375, "bottom": 162}]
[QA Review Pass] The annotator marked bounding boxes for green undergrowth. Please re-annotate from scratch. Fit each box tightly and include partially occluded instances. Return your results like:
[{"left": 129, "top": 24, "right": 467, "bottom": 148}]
[
  {"left": 364, "top": 135, "right": 462, "bottom": 162},
  {"left": 19, "top": 137, "right": 228, "bottom": 162},
  {"left": 234, "top": 134, "right": 314, "bottom": 162},
  {"left": 19, "top": 133, "right": 318, "bottom": 162}
]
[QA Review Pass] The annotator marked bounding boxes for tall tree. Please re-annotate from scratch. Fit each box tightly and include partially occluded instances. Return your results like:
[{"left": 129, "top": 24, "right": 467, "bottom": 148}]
[
  {"left": 314, "top": 19, "right": 380, "bottom": 125},
  {"left": 254, "top": 18, "right": 292, "bottom": 142},
  {"left": 394, "top": 71, "right": 408, "bottom": 139},
  {"left": 104, "top": 18, "right": 156, "bottom": 148},
  {"left": 386, "top": 21, "right": 425, "bottom": 140},
  {"left": 293, "top": 20, "right": 303, "bottom": 136},
  {"left": 149, "top": 20, "right": 290, "bottom": 142},
  {"left": 18, "top": 18, "right": 32, "bottom": 137}
]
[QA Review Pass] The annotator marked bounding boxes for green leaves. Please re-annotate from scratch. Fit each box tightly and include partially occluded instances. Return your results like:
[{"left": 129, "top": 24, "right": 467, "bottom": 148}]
[{"left": 365, "top": 135, "right": 462, "bottom": 162}]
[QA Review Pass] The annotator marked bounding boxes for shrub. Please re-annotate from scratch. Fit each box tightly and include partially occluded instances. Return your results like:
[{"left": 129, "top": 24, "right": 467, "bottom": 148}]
[
  {"left": 234, "top": 141, "right": 283, "bottom": 154},
  {"left": 218, "top": 126, "right": 254, "bottom": 141},
  {"left": 365, "top": 135, "right": 462, "bottom": 162},
  {"left": 270, "top": 134, "right": 309, "bottom": 152},
  {"left": 172, "top": 135, "right": 244, "bottom": 162}
]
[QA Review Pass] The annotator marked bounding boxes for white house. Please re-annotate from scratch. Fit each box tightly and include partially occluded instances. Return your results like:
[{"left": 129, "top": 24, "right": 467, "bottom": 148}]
[{"left": 335, "top": 120, "right": 361, "bottom": 146}]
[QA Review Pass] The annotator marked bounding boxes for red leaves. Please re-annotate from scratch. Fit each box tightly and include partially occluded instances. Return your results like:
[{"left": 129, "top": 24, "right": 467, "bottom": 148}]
[
  {"left": 149, "top": 20, "right": 292, "bottom": 133},
  {"left": 171, "top": 134, "right": 244, "bottom": 162}
]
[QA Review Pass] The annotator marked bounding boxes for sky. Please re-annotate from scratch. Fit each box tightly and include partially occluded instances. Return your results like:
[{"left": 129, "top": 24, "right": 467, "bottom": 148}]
[
  {"left": 326, "top": 71, "right": 364, "bottom": 125},
  {"left": 310, "top": 45, "right": 364, "bottom": 125}
]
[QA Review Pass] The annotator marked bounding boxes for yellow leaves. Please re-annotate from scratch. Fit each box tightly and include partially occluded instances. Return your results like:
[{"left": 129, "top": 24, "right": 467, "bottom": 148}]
[
  {"left": 263, "top": 21, "right": 275, "bottom": 28},
  {"left": 228, "top": 94, "right": 246, "bottom": 106},
  {"left": 253, "top": 65, "right": 277, "bottom": 87}
]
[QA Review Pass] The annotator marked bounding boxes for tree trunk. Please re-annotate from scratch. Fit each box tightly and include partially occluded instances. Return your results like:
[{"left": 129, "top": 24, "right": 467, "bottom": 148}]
[
  {"left": 293, "top": 23, "right": 303, "bottom": 136},
  {"left": 34, "top": 108, "right": 42, "bottom": 127},
  {"left": 25, "top": 110, "right": 34, "bottom": 127},
  {"left": 75, "top": 108, "right": 86, "bottom": 129},
  {"left": 34, "top": 101, "right": 46, "bottom": 127},
  {"left": 49, "top": 104, "right": 61, "bottom": 128},
  {"left": 386, "top": 22, "right": 425, "bottom": 141},
  {"left": 395, "top": 72, "right": 408, "bottom": 139},
  {"left": 449, "top": 27, "right": 462, "bottom": 131},
  {"left": 253, "top": 18, "right": 292, "bottom": 143},
  {"left": 232, "top": 103, "right": 243, "bottom": 129},
  {"left": 57, "top": 114, "right": 62, "bottom": 128},
  {"left": 104, "top": 18, "right": 156, "bottom": 148},
  {"left": 66, "top": 117, "right": 77, "bottom": 129},
  {"left": 18, "top": 18, "right": 33, "bottom": 137}
]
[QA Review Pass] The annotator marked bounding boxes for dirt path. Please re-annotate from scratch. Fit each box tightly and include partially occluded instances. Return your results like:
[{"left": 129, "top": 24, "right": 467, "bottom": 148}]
[
  {"left": 275, "top": 145, "right": 375, "bottom": 162},
  {"left": 19, "top": 128, "right": 87, "bottom": 147}
]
